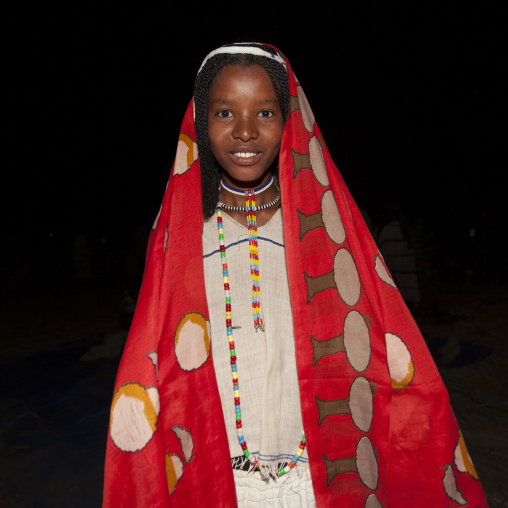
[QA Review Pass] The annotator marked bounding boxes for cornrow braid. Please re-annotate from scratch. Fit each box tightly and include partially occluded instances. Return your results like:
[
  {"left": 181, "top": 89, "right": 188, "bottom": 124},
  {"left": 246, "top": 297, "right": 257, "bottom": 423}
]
[{"left": 193, "top": 43, "right": 289, "bottom": 220}]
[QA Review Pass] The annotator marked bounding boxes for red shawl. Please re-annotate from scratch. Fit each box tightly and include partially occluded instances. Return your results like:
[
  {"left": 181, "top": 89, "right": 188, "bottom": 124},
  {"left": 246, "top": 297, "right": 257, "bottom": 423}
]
[{"left": 103, "top": 44, "right": 487, "bottom": 507}]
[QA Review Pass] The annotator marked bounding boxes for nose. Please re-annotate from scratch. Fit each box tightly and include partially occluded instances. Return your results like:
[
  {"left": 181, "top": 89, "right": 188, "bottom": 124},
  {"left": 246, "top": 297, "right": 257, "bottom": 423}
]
[{"left": 232, "top": 115, "right": 259, "bottom": 142}]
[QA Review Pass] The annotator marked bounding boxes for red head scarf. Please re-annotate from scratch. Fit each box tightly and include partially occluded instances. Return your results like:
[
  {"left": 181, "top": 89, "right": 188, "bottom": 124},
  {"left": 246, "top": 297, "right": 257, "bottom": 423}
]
[{"left": 103, "top": 43, "right": 487, "bottom": 507}]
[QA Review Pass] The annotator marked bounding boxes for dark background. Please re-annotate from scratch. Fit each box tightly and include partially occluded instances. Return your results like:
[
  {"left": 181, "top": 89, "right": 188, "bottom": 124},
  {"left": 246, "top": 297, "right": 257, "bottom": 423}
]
[
  {"left": 1, "top": 5, "right": 506, "bottom": 506},
  {"left": 4, "top": 4, "right": 506, "bottom": 292}
]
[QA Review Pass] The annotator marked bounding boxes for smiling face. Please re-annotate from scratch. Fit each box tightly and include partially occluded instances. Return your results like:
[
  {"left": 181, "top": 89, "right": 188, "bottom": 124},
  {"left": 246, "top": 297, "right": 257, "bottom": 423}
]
[{"left": 207, "top": 64, "right": 284, "bottom": 190}]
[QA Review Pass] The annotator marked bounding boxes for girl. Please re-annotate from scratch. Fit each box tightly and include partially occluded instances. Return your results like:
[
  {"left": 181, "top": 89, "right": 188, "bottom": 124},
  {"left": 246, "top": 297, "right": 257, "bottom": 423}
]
[{"left": 103, "top": 43, "right": 487, "bottom": 507}]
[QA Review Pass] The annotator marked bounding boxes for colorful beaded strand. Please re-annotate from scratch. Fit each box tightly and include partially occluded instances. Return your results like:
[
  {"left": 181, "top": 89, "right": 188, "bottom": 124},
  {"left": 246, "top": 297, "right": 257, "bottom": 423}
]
[
  {"left": 246, "top": 190, "right": 264, "bottom": 331},
  {"left": 217, "top": 199, "right": 258, "bottom": 469},
  {"left": 278, "top": 435, "right": 307, "bottom": 476},
  {"left": 217, "top": 189, "right": 307, "bottom": 477}
]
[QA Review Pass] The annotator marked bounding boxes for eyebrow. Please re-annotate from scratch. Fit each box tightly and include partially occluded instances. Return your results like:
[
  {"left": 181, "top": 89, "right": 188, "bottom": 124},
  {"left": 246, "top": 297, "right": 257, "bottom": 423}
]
[{"left": 209, "top": 98, "right": 279, "bottom": 106}]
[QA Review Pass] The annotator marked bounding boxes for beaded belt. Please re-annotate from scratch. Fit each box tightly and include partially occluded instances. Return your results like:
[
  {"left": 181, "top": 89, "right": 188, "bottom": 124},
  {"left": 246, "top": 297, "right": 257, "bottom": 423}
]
[{"left": 231, "top": 456, "right": 288, "bottom": 472}]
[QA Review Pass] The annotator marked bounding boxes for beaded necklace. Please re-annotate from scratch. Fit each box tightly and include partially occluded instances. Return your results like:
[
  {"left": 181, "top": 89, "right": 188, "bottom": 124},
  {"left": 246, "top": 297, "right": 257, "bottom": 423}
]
[
  {"left": 219, "top": 194, "right": 280, "bottom": 212},
  {"left": 217, "top": 182, "right": 307, "bottom": 477}
]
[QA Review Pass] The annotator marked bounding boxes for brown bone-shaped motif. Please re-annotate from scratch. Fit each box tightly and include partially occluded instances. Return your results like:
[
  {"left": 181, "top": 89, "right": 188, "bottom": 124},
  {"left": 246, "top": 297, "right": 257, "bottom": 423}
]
[
  {"left": 297, "top": 209, "right": 324, "bottom": 241},
  {"left": 292, "top": 148, "right": 311, "bottom": 179},
  {"left": 315, "top": 376, "right": 374, "bottom": 432},
  {"left": 298, "top": 190, "right": 345, "bottom": 244},
  {"left": 291, "top": 137, "right": 329, "bottom": 186},
  {"left": 323, "top": 436, "right": 378, "bottom": 490},
  {"left": 311, "top": 311, "right": 371, "bottom": 372},
  {"left": 289, "top": 95, "right": 301, "bottom": 117},
  {"left": 310, "top": 333, "right": 344, "bottom": 367},
  {"left": 304, "top": 249, "right": 361, "bottom": 306}
]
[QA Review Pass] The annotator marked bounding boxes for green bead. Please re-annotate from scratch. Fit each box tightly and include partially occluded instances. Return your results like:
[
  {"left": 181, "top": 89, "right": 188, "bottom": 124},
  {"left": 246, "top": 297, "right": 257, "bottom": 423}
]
[
  {"left": 302, "top": 435, "right": 306, "bottom": 443},
  {"left": 278, "top": 468, "right": 285, "bottom": 477},
  {"left": 243, "top": 450, "right": 250, "bottom": 458},
  {"left": 230, "top": 349, "right": 235, "bottom": 356},
  {"left": 226, "top": 297, "right": 231, "bottom": 304},
  {"left": 236, "top": 413, "right": 241, "bottom": 420}
]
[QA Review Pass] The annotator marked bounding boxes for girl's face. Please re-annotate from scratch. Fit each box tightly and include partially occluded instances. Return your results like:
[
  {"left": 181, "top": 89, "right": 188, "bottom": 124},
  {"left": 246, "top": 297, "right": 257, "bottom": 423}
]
[{"left": 207, "top": 64, "right": 284, "bottom": 189}]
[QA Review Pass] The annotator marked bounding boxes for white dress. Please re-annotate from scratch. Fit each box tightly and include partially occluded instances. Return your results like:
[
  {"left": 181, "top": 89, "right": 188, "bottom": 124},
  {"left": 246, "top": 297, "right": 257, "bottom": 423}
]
[{"left": 202, "top": 209, "right": 316, "bottom": 507}]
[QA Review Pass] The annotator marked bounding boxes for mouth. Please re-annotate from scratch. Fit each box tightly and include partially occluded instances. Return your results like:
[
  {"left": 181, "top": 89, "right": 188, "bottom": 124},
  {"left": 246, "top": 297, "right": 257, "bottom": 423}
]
[{"left": 229, "top": 151, "right": 262, "bottom": 165}]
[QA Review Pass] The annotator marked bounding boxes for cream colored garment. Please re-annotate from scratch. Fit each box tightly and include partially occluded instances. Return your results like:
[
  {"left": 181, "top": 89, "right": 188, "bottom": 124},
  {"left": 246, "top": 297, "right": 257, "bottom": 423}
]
[{"left": 203, "top": 208, "right": 315, "bottom": 505}]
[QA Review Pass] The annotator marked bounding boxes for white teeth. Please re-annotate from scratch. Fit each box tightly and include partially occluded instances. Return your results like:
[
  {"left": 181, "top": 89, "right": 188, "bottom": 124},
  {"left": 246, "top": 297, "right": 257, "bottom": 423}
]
[{"left": 234, "top": 152, "right": 257, "bottom": 158}]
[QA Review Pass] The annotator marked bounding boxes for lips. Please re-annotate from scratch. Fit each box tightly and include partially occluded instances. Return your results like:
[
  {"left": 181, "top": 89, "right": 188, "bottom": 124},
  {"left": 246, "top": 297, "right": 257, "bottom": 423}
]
[{"left": 229, "top": 151, "right": 262, "bottom": 165}]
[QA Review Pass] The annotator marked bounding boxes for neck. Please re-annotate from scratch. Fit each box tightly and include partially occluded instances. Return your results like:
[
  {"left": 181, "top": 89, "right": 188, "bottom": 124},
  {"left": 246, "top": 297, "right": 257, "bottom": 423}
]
[
  {"left": 220, "top": 176, "right": 278, "bottom": 209},
  {"left": 220, "top": 176, "right": 274, "bottom": 196}
]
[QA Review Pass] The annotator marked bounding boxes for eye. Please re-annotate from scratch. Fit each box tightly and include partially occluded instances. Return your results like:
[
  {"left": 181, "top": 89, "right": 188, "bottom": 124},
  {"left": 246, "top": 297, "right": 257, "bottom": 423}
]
[
  {"left": 217, "top": 109, "right": 232, "bottom": 118},
  {"left": 259, "top": 110, "right": 274, "bottom": 118}
]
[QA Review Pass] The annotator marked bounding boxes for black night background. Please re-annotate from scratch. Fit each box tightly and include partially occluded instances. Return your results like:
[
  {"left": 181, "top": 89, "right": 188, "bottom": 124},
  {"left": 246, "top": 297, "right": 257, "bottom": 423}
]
[{"left": 1, "top": 4, "right": 506, "bottom": 506}]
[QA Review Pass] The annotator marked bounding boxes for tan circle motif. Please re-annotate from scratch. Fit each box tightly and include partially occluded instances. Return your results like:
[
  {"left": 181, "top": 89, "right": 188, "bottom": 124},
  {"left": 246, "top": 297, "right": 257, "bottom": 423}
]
[
  {"left": 334, "top": 249, "right": 361, "bottom": 307},
  {"left": 321, "top": 190, "right": 346, "bottom": 245},
  {"left": 443, "top": 465, "right": 468, "bottom": 505},
  {"left": 349, "top": 376, "right": 374, "bottom": 433},
  {"left": 309, "top": 136, "right": 329, "bottom": 187},
  {"left": 385, "top": 333, "right": 415, "bottom": 389},
  {"left": 297, "top": 85, "right": 315, "bottom": 132},
  {"left": 174, "top": 312, "right": 211, "bottom": 372},
  {"left": 343, "top": 310, "right": 371, "bottom": 372},
  {"left": 174, "top": 133, "right": 198, "bottom": 175},
  {"left": 172, "top": 426, "right": 195, "bottom": 464},
  {"left": 374, "top": 255, "right": 396, "bottom": 287},
  {"left": 152, "top": 205, "right": 162, "bottom": 230},
  {"left": 165, "top": 453, "right": 184, "bottom": 495},
  {"left": 365, "top": 494, "right": 382, "bottom": 508},
  {"left": 110, "top": 382, "right": 160, "bottom": 452},
  {"left": 356, "top": 436, "right": 378, "bottom": 490},
  {"left": 454, "top": 432, "right": 479, "bottom": 480}
]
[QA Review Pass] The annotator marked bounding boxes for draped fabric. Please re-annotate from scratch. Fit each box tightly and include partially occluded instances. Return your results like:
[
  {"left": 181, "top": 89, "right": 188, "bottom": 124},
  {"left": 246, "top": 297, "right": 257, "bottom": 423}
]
[{"left": 103, "top": 44, "right": 487, "bottom": 507}]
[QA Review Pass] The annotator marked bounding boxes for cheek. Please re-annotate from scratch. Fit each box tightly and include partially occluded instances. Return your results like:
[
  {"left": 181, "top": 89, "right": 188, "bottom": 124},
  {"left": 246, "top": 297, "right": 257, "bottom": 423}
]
[
  {"left": 207, "top": 127, "right": 222, "bottom": 157},
  {"left": 269, "top": 126, "right": 284, "bottom": 154}
]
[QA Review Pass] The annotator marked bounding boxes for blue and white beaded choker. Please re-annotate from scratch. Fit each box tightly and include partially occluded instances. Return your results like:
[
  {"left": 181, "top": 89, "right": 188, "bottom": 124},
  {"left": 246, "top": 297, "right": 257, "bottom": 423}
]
[{"left": 218, "top": 176, "right": 281, "bottom": 212}]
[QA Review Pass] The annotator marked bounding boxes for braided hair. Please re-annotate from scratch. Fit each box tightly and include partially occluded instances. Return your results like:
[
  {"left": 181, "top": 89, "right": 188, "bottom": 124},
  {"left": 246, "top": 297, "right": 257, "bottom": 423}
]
[{"left": 193, "top": 43, "right": 289, "bottom": 220}]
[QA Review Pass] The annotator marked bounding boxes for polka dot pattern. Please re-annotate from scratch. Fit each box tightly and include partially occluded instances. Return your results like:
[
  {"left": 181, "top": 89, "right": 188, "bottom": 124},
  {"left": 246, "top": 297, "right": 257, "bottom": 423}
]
[
  {"left": 174, "top": 133, "right": 198, "bottom": 175},
  {"left": 174, "top": 312, "right": 211, "bottom": 372},
  {"left": 110, "top": 382, "right": 160, "bottom": 453}
]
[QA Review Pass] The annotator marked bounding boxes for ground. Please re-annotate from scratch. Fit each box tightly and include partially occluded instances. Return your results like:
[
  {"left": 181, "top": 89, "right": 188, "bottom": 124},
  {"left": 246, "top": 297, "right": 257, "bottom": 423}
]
[{"left": 1, "top": 274, "right": 506, "bottom": 506}]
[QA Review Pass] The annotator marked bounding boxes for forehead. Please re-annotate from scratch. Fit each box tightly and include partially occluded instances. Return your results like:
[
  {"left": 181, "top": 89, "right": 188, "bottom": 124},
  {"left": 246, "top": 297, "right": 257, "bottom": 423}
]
[{"left": 208, "top": 64, "right": 278, "bottom": 103}]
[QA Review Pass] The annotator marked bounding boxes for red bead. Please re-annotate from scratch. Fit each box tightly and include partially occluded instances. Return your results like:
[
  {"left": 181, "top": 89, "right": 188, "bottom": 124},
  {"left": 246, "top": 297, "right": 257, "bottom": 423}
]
[
  {"left": 220, "top": 245, "right": 225, "bottom": 252},
  {"left": 240, "top": 442, "right": 247, "bottom": 450},
  {"left": 231, "top": 356, "right": 236, "bottom": 364},
  {"left": 234, "top": 397, "right": 240, "bottom": 405},
  {"left": 224, "top": 283, "right": 230, "bottom": 290},
  {"left": 299, "top": 443, "right": 305, "bottom": 450},
  {"left": 236, "top": 421, "right": 242, "bottom": 428},
  {"left": 226, "top": 304, "right": 231, "bottom": 312},
  {"left": 229, "top": 342, "right": 235, "bottom": 349},
  {"left": 226, "top": 319, "right": 232, "bottom": 327}
]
